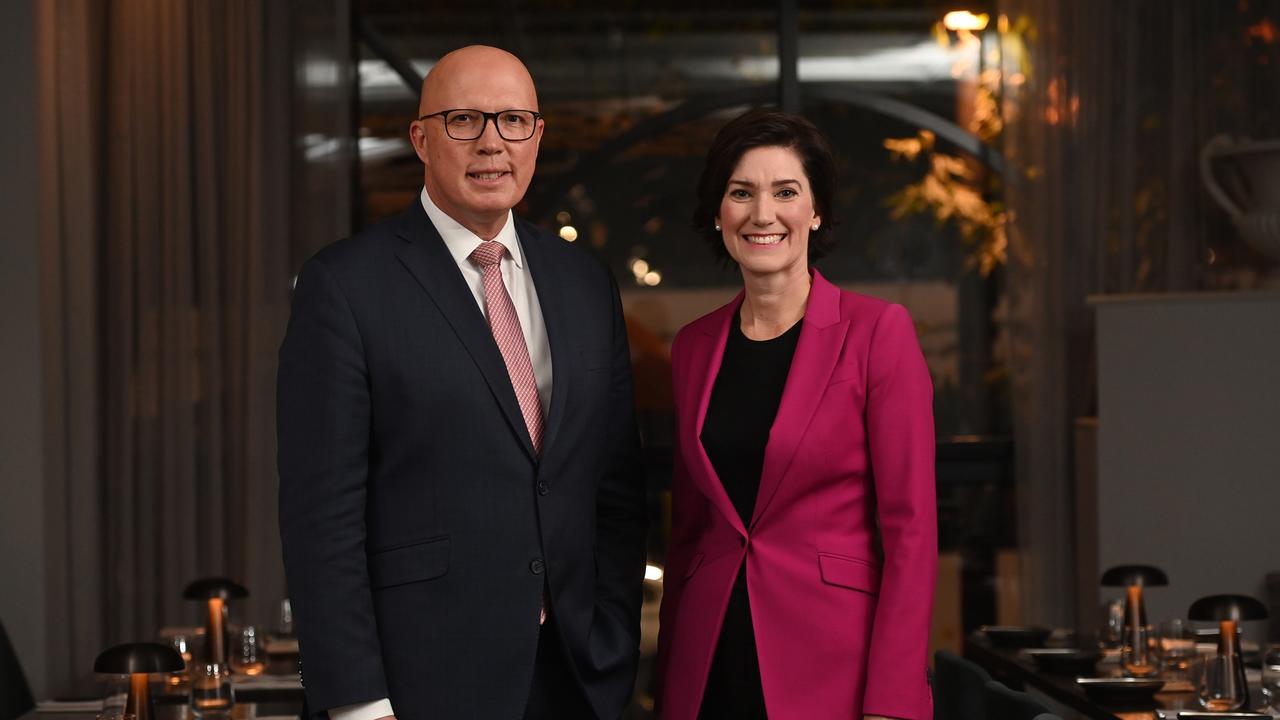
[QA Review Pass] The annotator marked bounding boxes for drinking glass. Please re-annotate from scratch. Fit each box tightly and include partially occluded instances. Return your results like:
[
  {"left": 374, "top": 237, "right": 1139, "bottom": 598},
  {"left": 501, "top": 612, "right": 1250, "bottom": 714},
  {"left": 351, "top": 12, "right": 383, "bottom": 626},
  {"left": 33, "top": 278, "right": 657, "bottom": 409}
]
[
  {"left": 1156, "top": 619, "right": 1196, "bottom": 680},
  {"left": 1262, "top": 644, "right": 1280, "bottom": 713},
  {"left": 189, "top": 662, "right": 234, "bottom": 717},
  {"left": 1122, "top": 623, "right": 1159, "bottom": 678},
  {"left": 1100, "top": 597, "right": 1125, "bottom": 649},
  {"left": 231, "top": 625, "right": 265, "bottom": 676}
]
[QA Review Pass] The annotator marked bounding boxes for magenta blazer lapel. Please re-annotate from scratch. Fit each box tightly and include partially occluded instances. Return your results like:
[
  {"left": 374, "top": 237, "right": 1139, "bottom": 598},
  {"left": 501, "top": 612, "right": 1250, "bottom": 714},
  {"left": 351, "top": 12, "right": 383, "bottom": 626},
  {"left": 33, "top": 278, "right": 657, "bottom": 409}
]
[
  {"left": 750, "top": 270, "right": 850, "bottom": 527},
  {"left": 685, "top": 291, "right": 749, "bottom": 538},
  {"left": 683, "top": 270, "right": 852, "bottom": 534}
]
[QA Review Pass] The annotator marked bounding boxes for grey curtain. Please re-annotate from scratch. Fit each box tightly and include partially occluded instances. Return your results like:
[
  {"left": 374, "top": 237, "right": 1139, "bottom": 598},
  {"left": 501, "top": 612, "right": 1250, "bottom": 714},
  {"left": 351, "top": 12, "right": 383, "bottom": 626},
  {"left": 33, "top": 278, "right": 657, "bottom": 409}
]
[
  {"left": 996, "top": 0, "right": 1280, "bottom": 625},
  {"left": 38, "top": 0, "right": 297, "bottom": 692}
]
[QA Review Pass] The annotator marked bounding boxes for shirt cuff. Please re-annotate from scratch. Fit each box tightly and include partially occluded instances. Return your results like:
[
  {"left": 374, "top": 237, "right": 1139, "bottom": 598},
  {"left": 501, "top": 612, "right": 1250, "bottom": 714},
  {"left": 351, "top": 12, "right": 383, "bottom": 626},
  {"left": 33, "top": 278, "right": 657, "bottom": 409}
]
[{"left": 328, "top": 698, "right": 395, "bottom": 720}]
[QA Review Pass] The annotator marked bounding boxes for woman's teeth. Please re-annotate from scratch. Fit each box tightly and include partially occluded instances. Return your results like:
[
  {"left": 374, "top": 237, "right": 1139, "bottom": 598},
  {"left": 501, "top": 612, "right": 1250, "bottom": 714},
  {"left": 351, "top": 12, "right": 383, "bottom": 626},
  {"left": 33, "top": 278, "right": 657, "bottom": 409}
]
[{"left": 746, "top": 234, "right": 784, "bottom": 245}]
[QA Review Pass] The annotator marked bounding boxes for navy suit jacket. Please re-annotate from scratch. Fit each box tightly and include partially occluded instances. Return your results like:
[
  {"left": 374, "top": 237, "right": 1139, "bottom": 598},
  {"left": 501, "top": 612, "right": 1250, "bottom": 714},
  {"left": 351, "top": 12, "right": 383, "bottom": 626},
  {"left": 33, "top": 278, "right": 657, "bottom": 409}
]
[{"left": 277, "top": 200, "right": 646, "bottom": 719}]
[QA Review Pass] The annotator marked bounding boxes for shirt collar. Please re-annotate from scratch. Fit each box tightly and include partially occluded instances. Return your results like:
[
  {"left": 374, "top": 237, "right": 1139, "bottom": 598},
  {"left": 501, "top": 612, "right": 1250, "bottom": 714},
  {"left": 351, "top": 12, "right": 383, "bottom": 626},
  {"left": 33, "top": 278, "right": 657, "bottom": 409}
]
[{"left": 420, "top": 187, "right": 524, "bottom": 269}]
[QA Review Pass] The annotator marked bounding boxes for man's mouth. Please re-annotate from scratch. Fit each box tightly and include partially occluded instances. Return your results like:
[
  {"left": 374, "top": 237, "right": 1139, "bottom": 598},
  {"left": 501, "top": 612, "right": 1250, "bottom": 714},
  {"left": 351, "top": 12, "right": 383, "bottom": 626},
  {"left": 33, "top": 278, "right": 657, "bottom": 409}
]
[{"left": 468, "top": 170, "right": 511, "bottom": 182}]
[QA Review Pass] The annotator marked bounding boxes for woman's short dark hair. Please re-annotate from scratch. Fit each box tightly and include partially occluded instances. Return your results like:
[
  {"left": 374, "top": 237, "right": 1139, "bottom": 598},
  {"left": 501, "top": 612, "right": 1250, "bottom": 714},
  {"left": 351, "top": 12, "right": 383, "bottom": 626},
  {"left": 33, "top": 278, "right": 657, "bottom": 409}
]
[{"left": 692, "top": 108, "right": 839, "bottom": 264}]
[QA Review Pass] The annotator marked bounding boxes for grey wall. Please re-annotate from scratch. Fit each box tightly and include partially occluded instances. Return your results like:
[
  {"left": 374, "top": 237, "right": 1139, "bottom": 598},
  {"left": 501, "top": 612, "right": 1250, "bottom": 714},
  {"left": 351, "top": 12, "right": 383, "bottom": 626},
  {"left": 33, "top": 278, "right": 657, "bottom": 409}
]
[
  {"left": 0, "top": 0, "right": 47, "bottom": 699},
  {"left": 1093, "top": 292, "right": 1280, "bottom": 641}
]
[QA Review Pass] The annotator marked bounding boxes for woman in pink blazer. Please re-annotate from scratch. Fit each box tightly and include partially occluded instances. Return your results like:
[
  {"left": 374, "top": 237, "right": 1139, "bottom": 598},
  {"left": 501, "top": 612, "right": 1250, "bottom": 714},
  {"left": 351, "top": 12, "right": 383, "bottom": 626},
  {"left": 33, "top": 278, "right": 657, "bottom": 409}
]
[{"left": 655, "top": 110, "right": 937, "bottom": 720}]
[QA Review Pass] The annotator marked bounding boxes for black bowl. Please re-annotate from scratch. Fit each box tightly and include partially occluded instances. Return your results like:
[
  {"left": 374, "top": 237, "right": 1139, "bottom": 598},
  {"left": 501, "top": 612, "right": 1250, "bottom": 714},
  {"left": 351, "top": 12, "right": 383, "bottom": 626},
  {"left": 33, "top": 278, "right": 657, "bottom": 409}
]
[
  {"left": 1023, "top": 648, "right": 1102, "bottom": 675},
  {"left": 980, "top": 625, "right": 1052, "bottom": 648},
  {"left": 1075, "top": 677, "right": 1164, "bottom": 703}
]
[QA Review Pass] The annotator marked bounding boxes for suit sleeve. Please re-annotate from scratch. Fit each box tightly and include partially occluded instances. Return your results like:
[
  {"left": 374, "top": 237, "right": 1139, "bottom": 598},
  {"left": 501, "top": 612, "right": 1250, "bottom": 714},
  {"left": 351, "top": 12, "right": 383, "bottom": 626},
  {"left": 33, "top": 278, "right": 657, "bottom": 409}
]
[
  {"left": 860, "top": 303, "right": 938, "bottom": 720},
  {"left": 277, "top": 256, "right": 389, "bottom": 714},
  {"left": 588, "top": 271, "right": 648, "bottom": 674},
  {"left": 652, "top": 331, "right": 707, "bottom": 709}
]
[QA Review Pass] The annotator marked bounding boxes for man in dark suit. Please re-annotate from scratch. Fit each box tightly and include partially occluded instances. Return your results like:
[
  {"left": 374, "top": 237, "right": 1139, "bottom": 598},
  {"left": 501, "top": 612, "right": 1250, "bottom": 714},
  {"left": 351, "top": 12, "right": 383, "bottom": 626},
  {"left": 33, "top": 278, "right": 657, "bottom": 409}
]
[{"left": 278, "top": 45, "right": 646, "bottom": 720}]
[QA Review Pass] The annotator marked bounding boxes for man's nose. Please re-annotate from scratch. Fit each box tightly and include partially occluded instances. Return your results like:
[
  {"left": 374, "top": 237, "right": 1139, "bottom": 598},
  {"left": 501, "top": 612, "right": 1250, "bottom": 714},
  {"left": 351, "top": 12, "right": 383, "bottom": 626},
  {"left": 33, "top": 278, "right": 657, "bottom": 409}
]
[{"left": 475, "top": 117, "right": 505, "bottom": 154}]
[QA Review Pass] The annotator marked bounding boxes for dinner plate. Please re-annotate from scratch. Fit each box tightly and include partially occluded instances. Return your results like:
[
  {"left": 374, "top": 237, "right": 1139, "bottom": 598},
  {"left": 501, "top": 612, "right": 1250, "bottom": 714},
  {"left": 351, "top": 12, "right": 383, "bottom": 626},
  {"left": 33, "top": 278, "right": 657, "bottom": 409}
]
[
  {"left": 1022, "top": 647, "right": 1102, "bottom": 675},
  {"left": 980, "top": 625, "right": 1052, "bottom": 648},
  {"left": 1157, "top": 707, "right": 1274, "bottom": 712},
  {"left": 1075, "top": 676, "right": 1165, "bottom": 702}
]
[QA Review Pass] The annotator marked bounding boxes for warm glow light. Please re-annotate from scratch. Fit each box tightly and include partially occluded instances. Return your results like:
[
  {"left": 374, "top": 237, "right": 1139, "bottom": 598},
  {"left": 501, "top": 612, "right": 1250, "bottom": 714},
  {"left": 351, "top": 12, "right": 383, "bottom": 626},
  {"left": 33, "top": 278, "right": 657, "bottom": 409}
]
[
  {"left": 559, "top": 225, "right": 578, "bottom": 242},
  {"left": 943, "top": 10, "right": 989, "bottom": 31},
  {"left": 642, "top": 271, "right": 662, "bottom": 286},
  {"left": 644, "top": 564, "right": 664, "bottom": 582},
  {"left": 555, "top": 210, "right": 571, "bottom": 225},
  {"left": 630, "top": 258, "right": 650, "bottom": 276}
]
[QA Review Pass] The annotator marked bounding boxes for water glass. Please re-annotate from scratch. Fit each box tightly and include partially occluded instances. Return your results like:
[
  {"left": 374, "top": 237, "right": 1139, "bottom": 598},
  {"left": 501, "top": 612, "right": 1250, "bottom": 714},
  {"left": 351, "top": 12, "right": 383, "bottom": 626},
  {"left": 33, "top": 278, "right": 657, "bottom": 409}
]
[
  {"left": 1262, "top": 644, "right": 1280, "bottom": 712},
  {"left": 1156, "top": 619, "right": 1196, "bottom": 680},
  {"left": 1122, "top": 623, "right": 1159, "bottom": 678},
  {"left": 189, "top": 662, "right": 234, "bottom": 717},
  {"left": 231, "top": 625, "right": 265, "bottom": 676},
  {"left": 1100, "top": 597, "right": 1125, "bottom": 648}
]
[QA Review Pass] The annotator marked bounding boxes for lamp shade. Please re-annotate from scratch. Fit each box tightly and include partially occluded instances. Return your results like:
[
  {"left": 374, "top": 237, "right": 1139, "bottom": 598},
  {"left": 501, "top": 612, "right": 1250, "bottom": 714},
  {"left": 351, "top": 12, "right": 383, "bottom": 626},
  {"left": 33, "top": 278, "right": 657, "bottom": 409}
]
[
  {"left": 1187, "top": 594, "right": 1269, "bottom": 622},
  {"left": 93, "top": 643, "right": 185, "bottom": 675},
  {"left": 1100, "top": 565, "right": 1169, "bottom": 587},
  {"left": 183, "top": 577, "right": 248, "bottom": 600}
]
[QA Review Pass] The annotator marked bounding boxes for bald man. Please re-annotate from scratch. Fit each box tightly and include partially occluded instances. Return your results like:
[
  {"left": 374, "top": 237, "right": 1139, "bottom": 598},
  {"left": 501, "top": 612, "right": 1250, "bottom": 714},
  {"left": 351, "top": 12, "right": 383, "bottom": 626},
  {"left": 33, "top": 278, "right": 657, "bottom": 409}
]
[{"left": 278, "top": 46, "right": 646, "bottom": 720}]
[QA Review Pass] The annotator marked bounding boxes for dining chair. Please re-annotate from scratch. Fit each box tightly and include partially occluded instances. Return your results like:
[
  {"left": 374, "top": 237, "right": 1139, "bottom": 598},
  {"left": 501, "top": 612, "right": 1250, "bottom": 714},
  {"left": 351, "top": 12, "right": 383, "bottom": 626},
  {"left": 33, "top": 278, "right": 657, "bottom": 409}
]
[
  {"left": 984, "top": 679, "right": 1053, "bottom": 720},
  {"left": 933, "top": 649, "right": 991, "bottom": 720},
  {"left": 0, "top": 618, "right": 35, "bottom": 720}
]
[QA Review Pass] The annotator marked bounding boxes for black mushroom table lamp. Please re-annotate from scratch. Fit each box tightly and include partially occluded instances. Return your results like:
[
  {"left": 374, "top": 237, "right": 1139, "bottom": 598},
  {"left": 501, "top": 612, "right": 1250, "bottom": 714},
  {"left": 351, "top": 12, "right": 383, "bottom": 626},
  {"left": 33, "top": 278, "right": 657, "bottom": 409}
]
[
  {"left": 183, "top": 577, "right": 248, "bottom": 666},
  {"left": 94, "top": 643, "right": 184, "bottom": 720},
  {"left": 1187, "top": 593, "right": 1268, "bottom": 711},
  {"left": 1101, "top": 565, "right": 1169, "bottom": 677}
]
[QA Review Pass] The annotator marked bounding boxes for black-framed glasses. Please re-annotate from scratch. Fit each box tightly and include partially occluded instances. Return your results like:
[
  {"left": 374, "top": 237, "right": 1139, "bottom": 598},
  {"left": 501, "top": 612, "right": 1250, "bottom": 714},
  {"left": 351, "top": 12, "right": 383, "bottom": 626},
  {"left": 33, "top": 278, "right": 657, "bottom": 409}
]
[{"left": 418, "top": 109, "right": 542, "bottom": 141}]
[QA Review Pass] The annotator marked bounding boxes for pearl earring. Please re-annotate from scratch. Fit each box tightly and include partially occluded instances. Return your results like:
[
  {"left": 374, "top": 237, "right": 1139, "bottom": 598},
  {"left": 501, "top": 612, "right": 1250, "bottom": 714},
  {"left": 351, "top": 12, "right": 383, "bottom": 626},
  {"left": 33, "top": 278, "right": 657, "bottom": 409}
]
[
  {"left": 812, "top": 224, "right": 819, "bottom": 231},
  {"left": 715, "top": 223, "right": 721, "bottom": 231}
]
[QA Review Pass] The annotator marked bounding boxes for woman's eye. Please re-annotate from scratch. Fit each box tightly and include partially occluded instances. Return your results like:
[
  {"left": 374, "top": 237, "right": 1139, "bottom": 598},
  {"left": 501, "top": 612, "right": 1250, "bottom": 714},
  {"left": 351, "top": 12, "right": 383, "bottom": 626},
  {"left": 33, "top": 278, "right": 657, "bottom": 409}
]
[
  {"left": 776, "top": 188, "right": 798, "bottom": 199},
  {"left": 728, "top": 189, "right": 750, "bottom": 199}
]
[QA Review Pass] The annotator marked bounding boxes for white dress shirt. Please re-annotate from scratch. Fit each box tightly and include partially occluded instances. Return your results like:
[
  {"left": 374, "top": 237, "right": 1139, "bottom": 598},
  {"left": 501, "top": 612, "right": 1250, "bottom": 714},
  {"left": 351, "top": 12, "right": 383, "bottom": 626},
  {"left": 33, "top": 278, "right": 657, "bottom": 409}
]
[{"left": 328, "top": 189, "right": 554, "bottom": 720}]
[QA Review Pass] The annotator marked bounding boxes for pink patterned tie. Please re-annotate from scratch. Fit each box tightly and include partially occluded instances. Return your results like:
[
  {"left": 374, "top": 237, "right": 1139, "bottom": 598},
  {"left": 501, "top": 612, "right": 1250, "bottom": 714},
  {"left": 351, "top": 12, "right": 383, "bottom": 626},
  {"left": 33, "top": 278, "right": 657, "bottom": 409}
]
[
  {"left": 468, "top": 241, "right": 544, "bottom": 455},
  {"left": 468, "top": 240, "right": 548, "bottom": 625}
]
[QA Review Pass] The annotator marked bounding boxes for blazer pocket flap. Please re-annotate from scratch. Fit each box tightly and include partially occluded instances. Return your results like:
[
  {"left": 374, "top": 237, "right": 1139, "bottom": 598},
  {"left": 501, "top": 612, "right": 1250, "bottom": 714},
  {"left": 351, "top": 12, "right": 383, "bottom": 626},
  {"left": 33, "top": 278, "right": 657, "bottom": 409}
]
[
  {"left": 368, "top": 536, "right": 451, "bottom": 589},
  {"left": 683, "top": 552, "right": 705, "bottom": 579},
  {"left": 818, "top": 552, "right": 881, "bottom": 595}
]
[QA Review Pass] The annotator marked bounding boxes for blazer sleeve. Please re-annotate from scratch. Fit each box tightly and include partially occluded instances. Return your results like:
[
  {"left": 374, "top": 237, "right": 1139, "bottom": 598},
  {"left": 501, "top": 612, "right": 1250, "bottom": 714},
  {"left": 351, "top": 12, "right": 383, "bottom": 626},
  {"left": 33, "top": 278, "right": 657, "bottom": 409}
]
[
  {"left": 589, "top": 270, "right": 648, "bottom": 666},
  {"left": 652, "top": 330, "right": 708, "bottom": 709},
  {"left": 860, "top": 303, "right": 938, "bottom": 720},
  {"left": 277, "top": 256, "right": 389, "bottom": 714}
]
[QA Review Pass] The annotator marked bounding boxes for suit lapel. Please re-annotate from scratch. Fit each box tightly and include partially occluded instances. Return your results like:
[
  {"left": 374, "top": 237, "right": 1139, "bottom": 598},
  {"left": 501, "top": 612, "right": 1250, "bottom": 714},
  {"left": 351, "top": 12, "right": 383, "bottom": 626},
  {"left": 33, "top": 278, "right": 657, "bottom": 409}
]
[
  {"left": 690, "top": 294, "right": 749, "bottom": 538},
  {"left": 516, "top": 218, "right": 570, "bottom": 459},
  {"left": 393, "top": 202, "right": 537, "bottom": 461},
  {"left": 750, "top": 270, "right": 848, "bottom": 528}
]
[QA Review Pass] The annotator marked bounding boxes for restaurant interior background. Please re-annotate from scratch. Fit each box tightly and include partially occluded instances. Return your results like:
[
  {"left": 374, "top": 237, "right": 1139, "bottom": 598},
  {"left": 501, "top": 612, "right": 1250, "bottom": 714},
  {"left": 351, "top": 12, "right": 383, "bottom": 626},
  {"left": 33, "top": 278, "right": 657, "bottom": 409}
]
[{"left": 2, "top": 0, "right": 1279, "bottom": 714}]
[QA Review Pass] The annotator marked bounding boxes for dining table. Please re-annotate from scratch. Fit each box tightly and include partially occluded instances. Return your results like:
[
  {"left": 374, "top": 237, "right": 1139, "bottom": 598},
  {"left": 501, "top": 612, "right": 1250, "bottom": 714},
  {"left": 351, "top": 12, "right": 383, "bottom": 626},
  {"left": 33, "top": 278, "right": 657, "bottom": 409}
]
[
  {"left": 965, "top": 631, "right": 1267, "bottom": 720},
  {"left": 24, "top": 650, "right": 303, "bottom": 720}
]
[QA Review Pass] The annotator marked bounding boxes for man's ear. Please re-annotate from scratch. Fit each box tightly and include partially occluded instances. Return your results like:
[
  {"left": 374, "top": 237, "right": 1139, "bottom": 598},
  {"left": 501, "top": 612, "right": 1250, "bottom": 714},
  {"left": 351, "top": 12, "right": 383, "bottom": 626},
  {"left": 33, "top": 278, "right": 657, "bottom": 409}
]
[{"left": 410, "top": 121, "right": 430, "bottom": 164}]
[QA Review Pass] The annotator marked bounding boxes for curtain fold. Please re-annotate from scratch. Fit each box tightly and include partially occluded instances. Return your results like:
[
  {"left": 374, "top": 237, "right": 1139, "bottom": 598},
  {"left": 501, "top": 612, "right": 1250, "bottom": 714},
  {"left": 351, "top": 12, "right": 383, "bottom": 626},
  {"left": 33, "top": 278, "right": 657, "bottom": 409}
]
[{"left": 40, "top": 0, "right": 291, "bottom": 692}]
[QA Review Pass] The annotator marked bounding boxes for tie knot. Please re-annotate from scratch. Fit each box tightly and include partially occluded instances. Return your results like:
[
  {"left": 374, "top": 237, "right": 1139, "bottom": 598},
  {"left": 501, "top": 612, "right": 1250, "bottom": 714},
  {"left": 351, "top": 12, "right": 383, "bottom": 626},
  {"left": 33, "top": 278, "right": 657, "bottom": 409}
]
[{"left": 468, "top": 240, "right": 507, "bottom": 268}]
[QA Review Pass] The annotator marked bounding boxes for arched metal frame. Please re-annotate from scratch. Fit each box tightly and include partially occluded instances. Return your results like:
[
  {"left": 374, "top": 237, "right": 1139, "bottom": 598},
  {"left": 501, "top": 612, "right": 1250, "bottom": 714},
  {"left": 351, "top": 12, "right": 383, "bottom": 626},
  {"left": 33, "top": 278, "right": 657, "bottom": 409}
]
[{"left": 353, "top": 7, "right": 1013, "bottom": 225}]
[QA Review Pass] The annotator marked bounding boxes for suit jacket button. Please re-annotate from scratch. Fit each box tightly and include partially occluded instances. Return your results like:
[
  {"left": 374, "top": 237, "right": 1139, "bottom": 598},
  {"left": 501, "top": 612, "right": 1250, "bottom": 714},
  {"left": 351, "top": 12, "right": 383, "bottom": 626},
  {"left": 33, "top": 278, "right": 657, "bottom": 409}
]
[
  {"left": 530, "top": 558, "right": 545, "bottom": 575},
  {"left": 537, "top": 481, "right": 549, "bottom": 496}
]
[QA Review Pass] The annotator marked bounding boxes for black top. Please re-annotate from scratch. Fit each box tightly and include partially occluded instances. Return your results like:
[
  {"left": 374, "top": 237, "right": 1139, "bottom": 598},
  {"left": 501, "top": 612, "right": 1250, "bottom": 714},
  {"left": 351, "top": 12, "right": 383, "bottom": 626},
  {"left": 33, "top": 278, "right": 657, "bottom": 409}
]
[
  {"left": 700, "top": 311, "right": 803, "bottom": 525},
  {"left": 696, "top": 309, "right": 802, "bottom": 719}
]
